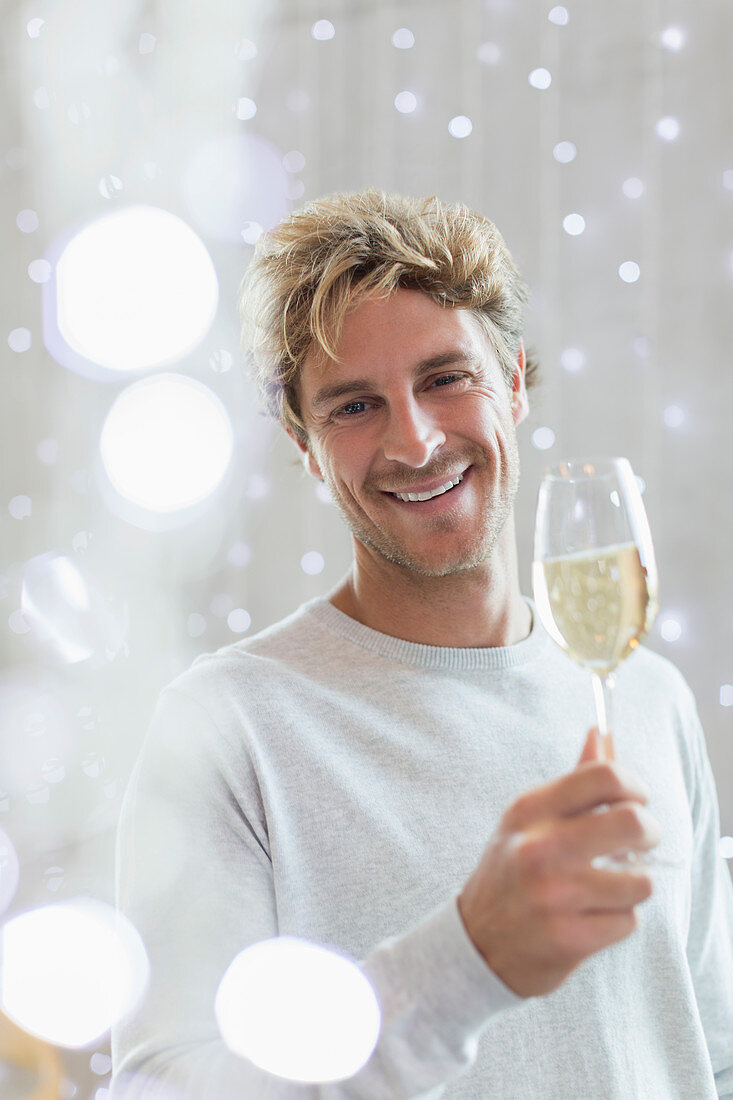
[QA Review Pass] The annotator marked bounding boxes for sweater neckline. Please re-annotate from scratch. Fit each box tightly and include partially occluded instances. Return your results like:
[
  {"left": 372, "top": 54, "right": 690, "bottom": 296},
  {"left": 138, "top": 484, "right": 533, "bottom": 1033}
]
[{"left": 302, "top": 594, "right": 548, "bottom": 671}]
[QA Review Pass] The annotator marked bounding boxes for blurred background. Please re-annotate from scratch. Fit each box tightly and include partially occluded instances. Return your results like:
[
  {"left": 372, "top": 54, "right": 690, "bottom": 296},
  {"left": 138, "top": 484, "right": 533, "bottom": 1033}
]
[{"left": 1, "top": 0, "right": 732, "bottom": 1095}]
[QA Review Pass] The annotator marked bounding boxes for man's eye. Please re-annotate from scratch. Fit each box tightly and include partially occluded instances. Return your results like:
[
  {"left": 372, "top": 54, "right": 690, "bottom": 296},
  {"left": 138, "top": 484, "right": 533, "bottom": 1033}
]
[
  {"left": 432, "top": 373, "right": 462, "bottom": 388},
  {"left": 336, "top": 400, "right": 370, "bottom": 417}
]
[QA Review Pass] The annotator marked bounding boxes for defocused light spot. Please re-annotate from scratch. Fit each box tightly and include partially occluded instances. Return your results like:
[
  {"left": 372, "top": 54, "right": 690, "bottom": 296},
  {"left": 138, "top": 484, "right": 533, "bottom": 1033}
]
[
  {"left": 283, "top": 150, "right": 306, "bottom": 173},
  {"left": 54, "top": 206, "right": 218, "bottom": 372},
  {"left": 0, "top": 828, "right": 20, "bottom": 915},
  {"left": 33, "top": 87, "right": 50, "bottom": 109},
  {"left": 227, "top": 609, "right": 252, "bottom": 634},
  {"left": 41, "top": 759, "right": 65, "bottom": 784},
  {"left": 187, "top": 613, "right": 206, "bottom": 638},
  {"left": 528, "top": 68, "right": 552, "bottom": 90},
  {"left": 28, "top": 258, "right": 52, "bottom": 283},
  {"left": 90, "top": 1052, "right": 112, "bottom": 1076},
  {"left": 81, "top": 752, "right": 104, "bottom": 778},
  {"left": 561, "top": 347, "right": 584, "bottom": 372},
  {"left": 663, "top": 404, "right": 685, "bottom": 428},
  {"left": 311, "top": 20, "right": 335, "bottom": 41},
  {"left": 548, "top": 6, "right": 569, "bottom": 25},
  {"left": 476, "top": 41, "right": 501, "bottom": 65},
  {"left": 660, "top": 617, "right": 682, "bottom": 642},
  {"left": 209, "top": 349, "right": 233, "bottom": 373},
  {"left": 531, "top": 427, "right": 555, "bottom": 451},
  {"left": 392, "top": 28, "right": 414, "bottom": 48},
  {"left": 183, "top": 132, "right": 289, "bottom": 245},
  {"left": 215, "top": 937, "right": 381, "bottom": 1083},
  {"left": 635, "top": 475, "right": 646, "bottom": 495},
  {"left": 0, "top": 899, "right": 149, "bottom": 1048},
  {"left": 21, "top": 551, "right": 128, "bottom": 666},
  {"left": 562, "top": 213, "right": 585, "bottom": 236},
  {"left": 99, "top": 374, "right": 233, "bottom": 512},
  {"left": 17, "top": 209, "right": 39, "bottom": 233},
  {"left": 138, "top": 33, "right": 156, "bottom": 54},
  {"left": 619, "top": 261, "right": 640, "bottom": 283},
  {"left": 98, "top": 175, "right": 123, "bottom": 200},
  {"left": 633, "top": 335, "right": 651, "bottom": 358},
  {"left": 723, "top": 170, "right": 733, "bottom": 191},
  {"left": 718, "top": 836, "right": 733, "bottom": 858},
  {"left": 287, "top": 89, "right": 310, "bottom": 113},
  {"left": 553, "top": 141, "right": 576, "bottom": 163},
  {"left": 301, "top": 551, "right": 325, "bottom": 576},
  {"left": 622, "top": 177, "right": 644, "bottom": 199},
  {"left": 9, "top": 495, "right": 32, "bottom": 519},
  {"left": 655, "top": 116, "right": 680, "bottom": 141},
  {"left": 227, "top": 541, "right": 252, "bottom": 568},
  {"left": 448, "top": 115, "right": 472, "bottom": 138},
  {"left": 660, "top": 26, "right": 685, "bottom": 50},
  {"left": 8, "top": 328, "right": 31, "bottom": 352},
  {"left": 394, "top": 91, "right": 417, "bottom": 114},
  {"left": 316, "top": 482, "right": 334, "bottom": 505},
  {"left": 235, "top": 38, "right": 258, "bottom": 60},
  {"left": 720, "top": 684, "right": 733, "bottom": 707},
  {"left": 37, "top": 438, "right": 58, "bottom": 465},
  {"left": 286, "top": 180, "right": 306, "bottom": 201},
  {"left": 27, "top": 18, "right": 46, "bottom": 38},
  {"left": 9, "top": 610, "right": 30, "bottom": 634},
  {"left": 210, "top": 593, "right": 234, "bottom": 618},
  {"left": 241, "top": 222, "right": 264, "bottom": 245},
  {"left": 236, "top": 97, "right": 257, "bottom": 120}
]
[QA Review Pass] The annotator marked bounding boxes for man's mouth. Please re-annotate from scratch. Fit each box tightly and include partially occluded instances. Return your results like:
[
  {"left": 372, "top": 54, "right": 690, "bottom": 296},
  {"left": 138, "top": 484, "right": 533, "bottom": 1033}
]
[{"left": 387, "top": 470, "right": 466, "bottom": 503}]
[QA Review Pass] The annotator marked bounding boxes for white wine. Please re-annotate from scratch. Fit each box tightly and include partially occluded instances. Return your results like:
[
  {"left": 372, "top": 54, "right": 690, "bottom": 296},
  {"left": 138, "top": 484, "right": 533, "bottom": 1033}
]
[{"left": 532, "top": 542, "right": 658, "bottom": 674}]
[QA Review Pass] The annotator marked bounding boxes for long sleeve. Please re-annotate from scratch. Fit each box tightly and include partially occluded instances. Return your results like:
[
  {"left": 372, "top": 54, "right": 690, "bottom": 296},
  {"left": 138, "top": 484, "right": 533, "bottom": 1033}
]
[
  {"left": 682, "top": 687, "right": 733, "bottom": 1096},
  {"left": 110, "top": 687, "right": 521, "bottom": 1100}
]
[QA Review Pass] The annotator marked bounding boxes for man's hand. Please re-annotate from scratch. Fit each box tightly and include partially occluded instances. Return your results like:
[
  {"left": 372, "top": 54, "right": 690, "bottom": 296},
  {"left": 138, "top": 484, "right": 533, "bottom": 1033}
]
[{"left": 457, "top": 727, "right": 661, "bottom": 997}]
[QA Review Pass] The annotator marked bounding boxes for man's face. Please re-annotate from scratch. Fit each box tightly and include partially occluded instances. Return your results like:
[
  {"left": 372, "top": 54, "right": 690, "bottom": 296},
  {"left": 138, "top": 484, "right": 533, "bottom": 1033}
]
[{"left": 294, "top": 288, "right": 528, "bottom": 578}]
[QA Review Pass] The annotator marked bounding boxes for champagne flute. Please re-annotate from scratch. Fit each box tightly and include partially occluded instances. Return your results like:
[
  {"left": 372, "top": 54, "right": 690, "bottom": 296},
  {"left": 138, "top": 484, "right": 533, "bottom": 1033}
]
[{"left": 532, "top": 457, "right": 662, "bottom": 867}]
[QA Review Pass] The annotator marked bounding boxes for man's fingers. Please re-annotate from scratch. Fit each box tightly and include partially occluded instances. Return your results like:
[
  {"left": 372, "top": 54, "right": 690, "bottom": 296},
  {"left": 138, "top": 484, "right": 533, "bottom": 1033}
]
[
  {"left": 507, "top": 761, "right": 650, "bottom": 828},
  {"left": 552, "top": 801, "right": 662, "bottom": 863},
  {"left": 577, "top": 727, "right": 601, "bottom": 765}
]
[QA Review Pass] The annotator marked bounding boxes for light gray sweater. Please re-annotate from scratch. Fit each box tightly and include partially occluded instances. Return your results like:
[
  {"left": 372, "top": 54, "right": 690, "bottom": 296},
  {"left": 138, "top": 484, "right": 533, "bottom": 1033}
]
[{"left": 112, "top": 596, "right": 733, "bottom": 1098}]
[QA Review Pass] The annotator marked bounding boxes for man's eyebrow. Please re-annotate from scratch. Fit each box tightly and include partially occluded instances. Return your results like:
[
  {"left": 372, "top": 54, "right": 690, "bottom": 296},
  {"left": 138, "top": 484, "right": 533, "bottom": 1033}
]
[{"left": 309, "top": 351, "right": 479, "bottom": 410}]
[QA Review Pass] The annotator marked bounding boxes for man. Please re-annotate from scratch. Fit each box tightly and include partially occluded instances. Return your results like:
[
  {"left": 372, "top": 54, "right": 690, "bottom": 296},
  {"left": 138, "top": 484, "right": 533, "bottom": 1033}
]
[{"left": 112, "top": 190, "right": 733, "bottom": 1098}]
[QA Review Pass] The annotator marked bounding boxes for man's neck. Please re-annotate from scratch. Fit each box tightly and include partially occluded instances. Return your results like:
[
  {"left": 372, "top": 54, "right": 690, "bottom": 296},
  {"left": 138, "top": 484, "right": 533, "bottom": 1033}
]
[{"left": 328, "top": 524, "right": 532, "bottom": 649}]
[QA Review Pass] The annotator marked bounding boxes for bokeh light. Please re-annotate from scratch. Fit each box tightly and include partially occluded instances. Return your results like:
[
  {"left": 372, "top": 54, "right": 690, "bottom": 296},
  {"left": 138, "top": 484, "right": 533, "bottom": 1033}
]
[
  {"left": 215, "top": 937, "right": 381, "bottom": 1083},
  {"left": 0, "top": 670, "right": 75, "bottom": 799},
  {"left": 561, "top": 347, "right": 585, "bottom": 372},
  {"left": 528, "top": 68, "right": 552, "bottom": 90},
  {"left": 52, "top": 206, "right": 218, "bottom": 373},
  {"left": 21, "top": 551, "right": 129, "bottom": 666},
  {"left": 619, "top": 261, "right": 640, "bottom": 283},
  {"left": 622, "top": 177, "right": 644, "bottom": 199},
  {"left": 236, "top": 97, "right": 257, "bottom": 120},
  {"left": 16, "top": 208, "right": 39, "bottom": 233},
  {"left": 562, "top": 213, "right": 585, "bottom": 236},
  {"left": 227, "top": 609, "right": 252, "bottom": 633},
  {"left": 655, "top": 116, "right": 680, "bottom": 141},
  {"left": 553, "top": 141, "right": 576, "bottom": 163},
  {"left": 720, "top": 685, "right": 733, "bottom": 707},
  {"left": 8, "top": 328, "right": 32, "bottom": 353},
  {"left": 718, "top": 836, "right": 733, "bottom": 858},
  {"left": 391, "top": 28, "right": 415, "bottom": 49},
  {"left": 660, "top": 616, "right": 683, "bottom": 642},
  {"left": 0, "top": 898, "right": 149, "bottom": 1048},
  {"left": 660, "top": 26, "right": 685, "bottom": 51},
  {"left": 394, "top": 91, "right": 418, "bottom": 114},
  {"left": 663, "top": 404, "right": 685, "bottom": 428},
  {"left": 548, "top": 6, "right": 570, "bottom": 25},
  {"left": 448, "top": 115, "right": 472, "bottom": 138},
  {"left": 311, "top": 20, "right": 335, "bottom": 41},
  {"left": 182, "top": 132, "right": 289, "bottom": 245},
  {"left": 301, "top": 551, "right": 325, "bottom": 576},
  {"left": 477, "top": 42, "right": 501, "bottom": 65},
  {"left": 99, "top": 373, "right": 234, "bottom": 513},
  {"left": 531, "top": 427, "right": 556, "bottom": 451}
]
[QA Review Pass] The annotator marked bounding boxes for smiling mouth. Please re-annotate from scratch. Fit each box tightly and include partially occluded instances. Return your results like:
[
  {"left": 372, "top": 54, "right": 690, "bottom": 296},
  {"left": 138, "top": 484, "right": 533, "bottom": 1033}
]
[{"left": 389, "top": 472, "right": 465, "bottom": 503}]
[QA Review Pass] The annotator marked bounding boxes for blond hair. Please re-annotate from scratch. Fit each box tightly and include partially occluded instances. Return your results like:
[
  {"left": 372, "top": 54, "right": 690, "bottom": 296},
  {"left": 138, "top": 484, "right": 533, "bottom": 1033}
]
[{"left": 240, "top": 188, "right": 538, "bottom": 445}]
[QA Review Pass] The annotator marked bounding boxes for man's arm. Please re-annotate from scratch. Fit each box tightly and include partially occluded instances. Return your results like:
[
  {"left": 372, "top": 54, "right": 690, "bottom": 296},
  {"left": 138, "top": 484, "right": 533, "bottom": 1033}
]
[
  {"left": 681, "top": 688, "right": 733, "bottom": 1097},
  {"left": 111, "top": 698, "right": 657, "bottom": 1100}
]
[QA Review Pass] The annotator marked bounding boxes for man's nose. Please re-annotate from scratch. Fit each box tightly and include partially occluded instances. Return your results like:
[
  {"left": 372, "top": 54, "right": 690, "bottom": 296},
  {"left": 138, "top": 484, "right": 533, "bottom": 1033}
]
[{"left": 381, "top": 397, "right": 446, "bottom": 468}]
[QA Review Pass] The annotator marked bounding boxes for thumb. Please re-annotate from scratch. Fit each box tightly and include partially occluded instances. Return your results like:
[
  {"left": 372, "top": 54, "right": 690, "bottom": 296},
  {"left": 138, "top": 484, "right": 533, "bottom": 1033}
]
[{"left": 577, "top": 727, "right": 602, "bottom": 765}]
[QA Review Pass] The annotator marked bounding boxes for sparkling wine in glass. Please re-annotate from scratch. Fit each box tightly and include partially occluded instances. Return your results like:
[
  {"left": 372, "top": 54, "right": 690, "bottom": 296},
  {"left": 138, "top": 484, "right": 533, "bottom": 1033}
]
[{"left": 532, "top": 457, "right": 663, "bottom": 867}]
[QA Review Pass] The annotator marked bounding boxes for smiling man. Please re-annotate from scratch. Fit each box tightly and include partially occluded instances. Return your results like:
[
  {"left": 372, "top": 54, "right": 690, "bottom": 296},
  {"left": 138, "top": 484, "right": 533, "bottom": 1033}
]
[{"left": 112, "top": 190, "right": 733, "bottom": 1099}]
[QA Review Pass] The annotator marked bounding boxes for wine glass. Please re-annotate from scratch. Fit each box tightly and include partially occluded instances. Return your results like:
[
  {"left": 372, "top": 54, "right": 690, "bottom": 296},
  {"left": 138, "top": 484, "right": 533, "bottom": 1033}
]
[{"left": 532, "top": 457, "right": 662, "bottom": 867}]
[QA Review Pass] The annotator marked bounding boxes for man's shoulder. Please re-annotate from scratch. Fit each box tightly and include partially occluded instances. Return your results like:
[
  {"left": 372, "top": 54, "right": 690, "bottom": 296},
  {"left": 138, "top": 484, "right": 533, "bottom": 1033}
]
[{"left": 163, "top": 595, "right": 335, "bottom": 702}]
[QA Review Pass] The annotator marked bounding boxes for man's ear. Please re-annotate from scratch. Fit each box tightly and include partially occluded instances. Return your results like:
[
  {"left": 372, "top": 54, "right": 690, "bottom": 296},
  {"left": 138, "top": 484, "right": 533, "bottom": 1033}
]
[
  {"left": 512, "top": 340, "right": 529, "bottom": 426},
  {"left": 286, "top": 428, "right": 324, "bottom": 480}
]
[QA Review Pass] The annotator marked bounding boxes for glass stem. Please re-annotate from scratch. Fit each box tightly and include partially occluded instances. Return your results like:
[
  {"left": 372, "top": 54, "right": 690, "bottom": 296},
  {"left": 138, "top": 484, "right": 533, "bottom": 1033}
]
[{"left": 591, "top": 672, "right": 616, "bottom": 761}]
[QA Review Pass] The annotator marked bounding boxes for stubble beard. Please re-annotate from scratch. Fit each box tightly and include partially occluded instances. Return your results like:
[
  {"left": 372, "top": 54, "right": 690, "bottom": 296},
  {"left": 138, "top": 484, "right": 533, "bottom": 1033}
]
[{"left": 322, "top": 448, "right": 521, "bottom": 579}]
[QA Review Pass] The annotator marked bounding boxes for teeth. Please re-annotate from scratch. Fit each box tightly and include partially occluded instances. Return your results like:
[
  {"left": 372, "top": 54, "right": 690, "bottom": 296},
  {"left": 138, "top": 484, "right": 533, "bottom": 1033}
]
[{"left": 393, "top": 473, "right": 464, "bottom": 503}]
